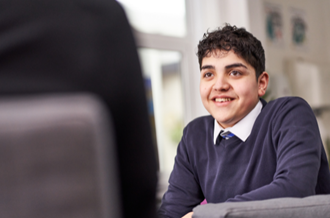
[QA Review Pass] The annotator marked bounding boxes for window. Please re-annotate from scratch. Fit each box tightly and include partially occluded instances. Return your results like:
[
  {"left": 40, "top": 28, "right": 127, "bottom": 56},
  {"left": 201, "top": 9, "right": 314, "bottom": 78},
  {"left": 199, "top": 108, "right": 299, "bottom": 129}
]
[
  {"left": 116, "top": 0, "right": 204, "bottom": 200},
  {"left": 139, "top": 48, "right": 184, "bottom": 173},
  {"left": 117, "top": 0, "right": 187, "bottom": 37}
]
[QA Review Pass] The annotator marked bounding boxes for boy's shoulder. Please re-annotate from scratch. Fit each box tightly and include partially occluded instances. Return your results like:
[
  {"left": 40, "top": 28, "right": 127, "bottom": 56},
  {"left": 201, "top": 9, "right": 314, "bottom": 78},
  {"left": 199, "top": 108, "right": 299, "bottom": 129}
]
[
  {"left": 264, "top": 96, "right": 311, "bottom": 110},
  {"left": 260, "top": 96, "right": 314, "bottom": 122},
  {"left": 184, "top": 115, "right": 214, "bottom": 132},
  {"left": 181, "top": 115, "right": 214, "bottom": 143},
  {"left": 188, "top": 115, "right": 214, "bottom": 125}
]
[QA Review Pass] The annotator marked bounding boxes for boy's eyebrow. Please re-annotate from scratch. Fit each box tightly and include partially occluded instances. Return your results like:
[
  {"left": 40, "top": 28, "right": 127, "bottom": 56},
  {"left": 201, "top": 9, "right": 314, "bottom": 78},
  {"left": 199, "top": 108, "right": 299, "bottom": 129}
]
[
  {"left": 201, "top": 63, "right": 248, "bottom": 71},
  {"left": 225, "top": 63, "right": 247, "bottom": 69},
  {"left": 200, "top": 65, "right": 215, "bottom": 70}
]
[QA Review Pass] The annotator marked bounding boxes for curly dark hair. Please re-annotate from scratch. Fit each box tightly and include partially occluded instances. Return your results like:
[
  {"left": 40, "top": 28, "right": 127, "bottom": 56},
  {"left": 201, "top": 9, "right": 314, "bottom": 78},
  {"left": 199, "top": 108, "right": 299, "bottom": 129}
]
[{"left": 197, "top": 24, "right": 265, "bottom": 79}]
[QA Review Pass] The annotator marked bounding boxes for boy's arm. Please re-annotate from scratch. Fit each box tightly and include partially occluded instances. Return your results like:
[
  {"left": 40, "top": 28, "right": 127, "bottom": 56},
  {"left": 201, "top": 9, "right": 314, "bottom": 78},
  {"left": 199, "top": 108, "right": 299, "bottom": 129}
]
[
  {"left": 158, "top": 129, "right": 204, "bottom": 218},
  {"left": 226, "top": 97, "right": 330, "bottom": 202}
]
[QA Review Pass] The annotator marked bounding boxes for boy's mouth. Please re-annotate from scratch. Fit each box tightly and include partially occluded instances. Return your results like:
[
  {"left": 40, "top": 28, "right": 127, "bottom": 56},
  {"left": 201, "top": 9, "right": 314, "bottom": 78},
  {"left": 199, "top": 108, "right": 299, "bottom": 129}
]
[{"left": 215, "top": 98, "right": 232, "bottom": 103}]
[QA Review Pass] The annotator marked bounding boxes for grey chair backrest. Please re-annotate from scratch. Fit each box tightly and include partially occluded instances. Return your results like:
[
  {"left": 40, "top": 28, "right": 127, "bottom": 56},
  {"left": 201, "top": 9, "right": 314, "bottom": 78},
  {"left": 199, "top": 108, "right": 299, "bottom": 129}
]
[
  {"left": 0, "top": 94, "right": 121, "bottom": 218},
  {"left": 192, "top": 194, "right": 330, "bottom": 218}
]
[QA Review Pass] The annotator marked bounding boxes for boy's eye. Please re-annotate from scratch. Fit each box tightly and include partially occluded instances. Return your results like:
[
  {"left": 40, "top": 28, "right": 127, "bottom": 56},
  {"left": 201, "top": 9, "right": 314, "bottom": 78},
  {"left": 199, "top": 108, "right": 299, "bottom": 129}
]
[
  {"left": 203, "top": 72, "right": 213, "bottom": 78},
  {"left": 230, "top": 70, "right": 241, "bottom": 76}
]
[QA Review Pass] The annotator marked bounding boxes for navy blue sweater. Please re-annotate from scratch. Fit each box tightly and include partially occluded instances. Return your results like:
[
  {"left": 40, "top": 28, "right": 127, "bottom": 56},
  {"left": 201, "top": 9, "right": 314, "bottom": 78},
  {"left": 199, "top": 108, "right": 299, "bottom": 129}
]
[{"left": 158, "top": 97, "right": 330, "bottom": 218}]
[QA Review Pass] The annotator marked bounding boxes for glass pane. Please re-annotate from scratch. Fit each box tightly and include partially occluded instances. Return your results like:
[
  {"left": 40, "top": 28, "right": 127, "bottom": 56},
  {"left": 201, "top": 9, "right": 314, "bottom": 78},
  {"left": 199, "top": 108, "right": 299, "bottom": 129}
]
[
  {"left": 138, "top": 48, "right": 184, "bottom": 174},
  {"left": 117, "top": 0, "right": 187, "bottom": 37}
]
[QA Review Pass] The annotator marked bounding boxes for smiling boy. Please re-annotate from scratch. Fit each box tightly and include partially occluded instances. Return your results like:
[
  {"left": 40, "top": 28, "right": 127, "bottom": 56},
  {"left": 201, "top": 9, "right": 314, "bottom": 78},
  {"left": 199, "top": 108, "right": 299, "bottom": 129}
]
[
  {"left": 200, "top": 50, "right": 267, "bottom": 129},
  {"left": 158, "top": 24, "right": 330, "bottom": 218}
]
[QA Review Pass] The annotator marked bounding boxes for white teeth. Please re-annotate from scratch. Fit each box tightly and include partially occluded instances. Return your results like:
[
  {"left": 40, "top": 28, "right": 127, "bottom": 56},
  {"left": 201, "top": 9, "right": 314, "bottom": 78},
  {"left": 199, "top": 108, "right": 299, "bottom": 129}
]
[{"left": 215, "top": 98, "right": 231, "bottom": 102}]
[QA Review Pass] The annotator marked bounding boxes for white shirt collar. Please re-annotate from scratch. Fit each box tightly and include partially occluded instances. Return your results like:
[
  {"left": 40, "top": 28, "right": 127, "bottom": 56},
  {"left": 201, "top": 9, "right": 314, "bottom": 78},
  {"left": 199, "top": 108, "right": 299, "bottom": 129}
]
[{"left": 213, "top": 100, "right": 263, "bottom": 143}]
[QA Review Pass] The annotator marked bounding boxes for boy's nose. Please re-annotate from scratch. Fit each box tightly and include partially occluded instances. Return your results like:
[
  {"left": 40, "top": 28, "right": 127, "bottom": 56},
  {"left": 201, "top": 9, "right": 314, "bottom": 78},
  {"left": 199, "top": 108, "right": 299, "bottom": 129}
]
[{"left": 213, "top": 75, "right": 230, "bottom": 91}]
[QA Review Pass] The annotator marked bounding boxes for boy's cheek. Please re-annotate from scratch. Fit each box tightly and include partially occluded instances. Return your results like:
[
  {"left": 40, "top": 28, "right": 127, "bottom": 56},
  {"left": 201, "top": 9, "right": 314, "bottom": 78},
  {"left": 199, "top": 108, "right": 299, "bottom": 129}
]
[{"left": 199, "top": 89, "right": 208, "bottom": 100}]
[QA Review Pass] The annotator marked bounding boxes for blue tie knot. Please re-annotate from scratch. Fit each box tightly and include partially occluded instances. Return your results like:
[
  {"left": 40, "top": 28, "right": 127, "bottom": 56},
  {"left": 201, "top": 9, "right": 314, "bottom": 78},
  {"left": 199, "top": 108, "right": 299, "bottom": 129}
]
[
  {"left": 221, "top": 131, "right": 235, "bottom": 140},
  {"left": 216, "top": 130, "right": 235, "bottom": 145}
]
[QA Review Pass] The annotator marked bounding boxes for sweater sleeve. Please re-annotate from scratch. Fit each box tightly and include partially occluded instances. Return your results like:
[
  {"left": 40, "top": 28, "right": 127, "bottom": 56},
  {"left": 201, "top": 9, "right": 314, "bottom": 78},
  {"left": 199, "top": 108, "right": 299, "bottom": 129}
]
[
  {"left": 158, "top": 127, "right": 204, "bottom": 218},
  {"left": 226, "top": 97, "right": 325, "bottom": 202}
]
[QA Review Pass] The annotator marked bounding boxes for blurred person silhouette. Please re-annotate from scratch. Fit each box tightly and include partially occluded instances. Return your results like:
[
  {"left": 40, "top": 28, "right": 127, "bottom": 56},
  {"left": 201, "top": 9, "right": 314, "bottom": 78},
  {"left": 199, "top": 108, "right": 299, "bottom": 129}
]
[{"left": 0, "top": 0, "right": 158, "bottom": 217}]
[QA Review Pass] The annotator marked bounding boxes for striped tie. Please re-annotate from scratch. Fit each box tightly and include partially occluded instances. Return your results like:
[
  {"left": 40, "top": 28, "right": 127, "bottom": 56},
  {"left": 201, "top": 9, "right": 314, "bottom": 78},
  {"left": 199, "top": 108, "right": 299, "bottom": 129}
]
[{"left": 221, "top": 131, "right": 235, "bottom": 140}]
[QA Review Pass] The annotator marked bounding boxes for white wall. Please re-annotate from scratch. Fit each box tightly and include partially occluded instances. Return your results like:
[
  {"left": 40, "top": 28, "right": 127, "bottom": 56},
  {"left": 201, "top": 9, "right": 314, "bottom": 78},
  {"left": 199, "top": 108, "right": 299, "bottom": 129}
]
[
  {"left": 259, "top": 0, "right": 330, "bottom": 75},
  {"left": 321, "top": 0, "right": 330, "bottom": 64},
  {"left": 247, "top": 0, "right": 330, "bottom": 145},
  {"left": 197, "top": 0, "right": 330, "bottom": 75}
]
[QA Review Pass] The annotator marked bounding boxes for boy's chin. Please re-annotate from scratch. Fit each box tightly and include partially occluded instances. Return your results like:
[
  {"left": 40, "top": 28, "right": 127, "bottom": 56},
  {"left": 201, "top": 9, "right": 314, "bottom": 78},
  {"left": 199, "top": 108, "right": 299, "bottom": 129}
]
[{"left": 214, "top": 118, "right": 236, "bottom": 129}]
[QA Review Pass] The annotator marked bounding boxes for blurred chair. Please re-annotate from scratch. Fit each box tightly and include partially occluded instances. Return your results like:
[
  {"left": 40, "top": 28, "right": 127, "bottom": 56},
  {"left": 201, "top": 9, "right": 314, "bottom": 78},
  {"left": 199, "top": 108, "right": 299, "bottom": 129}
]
[
  {"left": 192, "top": 194, "right": 330, "bottom": 218},
  {"left": 0, "top": 94, "right": 121, "bottom": 218}
]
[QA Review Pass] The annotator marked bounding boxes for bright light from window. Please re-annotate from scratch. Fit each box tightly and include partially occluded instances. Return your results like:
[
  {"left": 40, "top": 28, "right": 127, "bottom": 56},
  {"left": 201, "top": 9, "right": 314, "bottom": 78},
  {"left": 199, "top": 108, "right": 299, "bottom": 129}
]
[
  {"left": 138, "top": 48, "right": 184, "bottom": 173},
  {"left": 117, "top": 0, "right": 187, "bottom": 37}
]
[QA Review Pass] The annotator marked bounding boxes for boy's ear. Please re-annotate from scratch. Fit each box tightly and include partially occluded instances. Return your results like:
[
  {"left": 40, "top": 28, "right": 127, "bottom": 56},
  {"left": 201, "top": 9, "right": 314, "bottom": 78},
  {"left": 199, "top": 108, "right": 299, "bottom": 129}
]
[{"left": 257, "top": 72, "right": 269, "bottom": 97}]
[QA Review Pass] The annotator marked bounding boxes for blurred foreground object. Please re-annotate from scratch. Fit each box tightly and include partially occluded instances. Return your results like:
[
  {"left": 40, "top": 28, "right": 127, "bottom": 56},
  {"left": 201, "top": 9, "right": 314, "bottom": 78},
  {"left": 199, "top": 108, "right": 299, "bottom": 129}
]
[
  {"left": 0, "top": 94, "right": 119, "bottom": 218},
  {"left": 0, "top": 0, "right": 158, "bottom": 217}
]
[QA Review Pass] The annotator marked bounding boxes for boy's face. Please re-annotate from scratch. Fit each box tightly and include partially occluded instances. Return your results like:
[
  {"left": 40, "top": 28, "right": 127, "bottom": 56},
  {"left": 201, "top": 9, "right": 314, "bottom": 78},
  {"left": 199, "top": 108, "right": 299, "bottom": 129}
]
[{"left": 200, "top": 49, "right": 268, "bottom": 128}]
